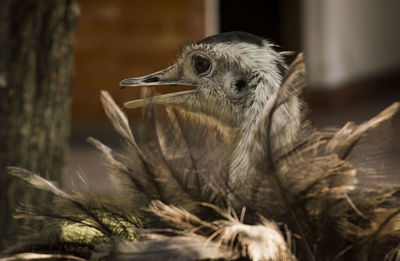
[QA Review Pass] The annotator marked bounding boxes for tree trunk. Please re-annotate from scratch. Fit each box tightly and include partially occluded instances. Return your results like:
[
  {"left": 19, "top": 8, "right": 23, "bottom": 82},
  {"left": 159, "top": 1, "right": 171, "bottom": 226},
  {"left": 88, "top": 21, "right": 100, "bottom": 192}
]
[{"left": 0, "top": 0, "right": 80, "bottom": 249}]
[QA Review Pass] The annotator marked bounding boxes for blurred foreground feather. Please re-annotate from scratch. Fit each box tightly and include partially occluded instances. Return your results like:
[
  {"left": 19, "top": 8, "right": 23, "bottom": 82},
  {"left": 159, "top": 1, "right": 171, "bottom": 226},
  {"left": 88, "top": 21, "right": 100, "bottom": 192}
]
[{"left": 3, "top": 53, "right": 400, "bottom": 261}]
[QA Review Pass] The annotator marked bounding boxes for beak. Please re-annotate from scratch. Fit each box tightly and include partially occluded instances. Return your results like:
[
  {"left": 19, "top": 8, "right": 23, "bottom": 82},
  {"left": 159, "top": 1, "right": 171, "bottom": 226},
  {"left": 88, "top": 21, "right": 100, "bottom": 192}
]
[{"left": 119, "top": 65, "right": 196, "bottom": 109}]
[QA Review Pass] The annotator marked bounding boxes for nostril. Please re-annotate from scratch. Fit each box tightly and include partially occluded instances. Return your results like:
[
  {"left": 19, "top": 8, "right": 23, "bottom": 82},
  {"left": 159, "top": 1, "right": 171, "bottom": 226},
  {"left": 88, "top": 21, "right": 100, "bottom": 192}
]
[{"left": 143, "top": 76, "right": 159, "bottom": 83}]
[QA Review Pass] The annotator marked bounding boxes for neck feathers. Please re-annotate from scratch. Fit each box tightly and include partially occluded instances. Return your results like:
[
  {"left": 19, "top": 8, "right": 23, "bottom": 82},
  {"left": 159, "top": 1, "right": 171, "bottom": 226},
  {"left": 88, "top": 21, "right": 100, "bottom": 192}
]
[{"left": 229, "top": 74, "right": 301, "bottom": 187}]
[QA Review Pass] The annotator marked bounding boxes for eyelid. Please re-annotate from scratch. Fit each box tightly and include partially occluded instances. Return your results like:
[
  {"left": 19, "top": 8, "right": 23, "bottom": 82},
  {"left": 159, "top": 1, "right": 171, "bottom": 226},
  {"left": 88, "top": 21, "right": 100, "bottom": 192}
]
[{"left": 191, "top": 54, "right": 212, "bottom": 75}]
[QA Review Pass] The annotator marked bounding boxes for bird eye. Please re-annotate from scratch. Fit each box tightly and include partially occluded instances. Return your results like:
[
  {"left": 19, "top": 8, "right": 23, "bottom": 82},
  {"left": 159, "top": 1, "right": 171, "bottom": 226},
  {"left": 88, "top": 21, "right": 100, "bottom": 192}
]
[{"left": 192, "top": 55, "right": 211, "bottom": 75}]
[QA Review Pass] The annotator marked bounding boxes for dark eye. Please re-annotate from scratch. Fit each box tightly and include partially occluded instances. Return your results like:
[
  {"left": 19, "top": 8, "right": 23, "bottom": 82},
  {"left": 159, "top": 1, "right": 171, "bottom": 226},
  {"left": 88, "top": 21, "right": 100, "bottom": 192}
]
[{"left": 192, "top": 55, "right": 211, "bottom": 75}]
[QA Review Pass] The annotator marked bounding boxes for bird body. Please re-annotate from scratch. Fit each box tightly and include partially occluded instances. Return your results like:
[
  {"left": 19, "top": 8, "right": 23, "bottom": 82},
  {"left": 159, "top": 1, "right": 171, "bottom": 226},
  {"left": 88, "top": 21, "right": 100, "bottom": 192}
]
[{"left": 5, "top": 32, "right": 400, "bottom": 261}]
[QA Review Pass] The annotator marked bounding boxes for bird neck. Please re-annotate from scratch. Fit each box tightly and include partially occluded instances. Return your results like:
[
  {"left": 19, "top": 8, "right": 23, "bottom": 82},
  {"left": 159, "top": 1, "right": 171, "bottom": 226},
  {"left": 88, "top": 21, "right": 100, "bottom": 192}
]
[
  {"left": 228, "top": 74, "right": 300, "bottom": 187},
  {"left": 229, "top": 105, "right": 268, "bottom": 187}
]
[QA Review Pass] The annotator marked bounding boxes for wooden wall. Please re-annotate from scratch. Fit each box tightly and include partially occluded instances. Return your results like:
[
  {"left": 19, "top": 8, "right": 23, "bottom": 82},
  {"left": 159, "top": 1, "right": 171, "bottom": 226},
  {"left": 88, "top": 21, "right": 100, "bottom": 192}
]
[{"left": 71, "top": 0, "right": 205, "bottom": 120}]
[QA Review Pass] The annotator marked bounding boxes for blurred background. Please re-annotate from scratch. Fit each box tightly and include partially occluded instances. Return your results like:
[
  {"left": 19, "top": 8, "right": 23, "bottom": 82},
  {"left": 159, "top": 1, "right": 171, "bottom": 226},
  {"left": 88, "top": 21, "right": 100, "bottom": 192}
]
[{"left": 67, "top": 0, "right": 400, "bottom": 190}]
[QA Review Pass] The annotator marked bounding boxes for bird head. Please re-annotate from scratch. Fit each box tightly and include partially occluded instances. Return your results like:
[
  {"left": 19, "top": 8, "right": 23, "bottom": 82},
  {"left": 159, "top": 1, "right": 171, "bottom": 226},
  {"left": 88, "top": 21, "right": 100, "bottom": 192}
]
[{"left": 120, "top": 31, "right": 289, "bottom": 131}]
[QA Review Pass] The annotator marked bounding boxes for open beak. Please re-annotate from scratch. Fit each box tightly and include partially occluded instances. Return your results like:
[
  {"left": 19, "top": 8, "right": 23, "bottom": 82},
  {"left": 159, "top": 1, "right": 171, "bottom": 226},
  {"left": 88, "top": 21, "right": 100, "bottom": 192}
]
[{"left": 119, "top": 65, "right": 196, "bottom": 109}]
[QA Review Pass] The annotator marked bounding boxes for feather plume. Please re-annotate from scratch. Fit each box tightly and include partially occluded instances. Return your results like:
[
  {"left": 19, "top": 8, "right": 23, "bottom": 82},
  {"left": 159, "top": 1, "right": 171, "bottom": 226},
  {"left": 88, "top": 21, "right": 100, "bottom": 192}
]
[
  {"left": 94, "top": 200, "right": 294, "bottom": 261},
  {"left": 5, "top": 53, "right": 400, "bottom": 261}
]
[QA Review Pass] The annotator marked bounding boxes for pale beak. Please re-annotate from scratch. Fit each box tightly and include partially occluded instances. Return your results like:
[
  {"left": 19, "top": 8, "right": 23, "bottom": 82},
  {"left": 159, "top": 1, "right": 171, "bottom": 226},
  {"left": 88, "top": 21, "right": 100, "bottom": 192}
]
[{"left": 119, "top": 65, "right": 196, "bottom": 109}]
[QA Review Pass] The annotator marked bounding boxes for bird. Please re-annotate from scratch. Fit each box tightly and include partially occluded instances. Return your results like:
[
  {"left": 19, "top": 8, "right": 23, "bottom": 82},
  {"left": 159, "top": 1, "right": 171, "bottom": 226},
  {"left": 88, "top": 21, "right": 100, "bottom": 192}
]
[
  {"left": 4, "top": 31, "right": 400, "bottom": 261},
  {"left": 119, "top": 31, "right": 302, "bottom": 194}
]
